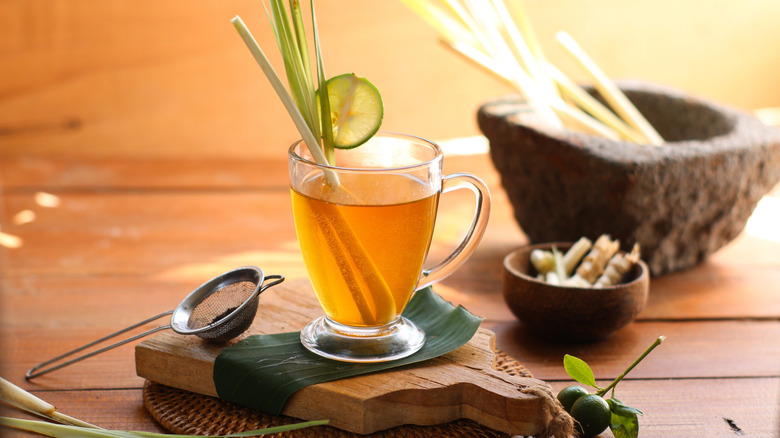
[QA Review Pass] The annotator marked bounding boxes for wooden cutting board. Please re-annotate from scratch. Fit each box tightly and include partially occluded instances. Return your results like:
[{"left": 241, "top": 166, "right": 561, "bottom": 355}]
[{"left": 135, "top": 278, "right": 561, "bottom": 436}]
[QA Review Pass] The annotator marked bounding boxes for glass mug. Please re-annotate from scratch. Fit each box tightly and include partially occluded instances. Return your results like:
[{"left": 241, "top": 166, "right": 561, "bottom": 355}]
[{"left": 289, "top": 132, "right": 490, "bottom": 362}]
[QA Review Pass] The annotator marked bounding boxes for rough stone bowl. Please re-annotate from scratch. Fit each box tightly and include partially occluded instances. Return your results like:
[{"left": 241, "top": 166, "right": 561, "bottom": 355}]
[
  {"left": 479, "top": 81, "right": 780, "bottom": 275},
  {"left": 503, "top": 242, "right": 649, "bottom": 342}
]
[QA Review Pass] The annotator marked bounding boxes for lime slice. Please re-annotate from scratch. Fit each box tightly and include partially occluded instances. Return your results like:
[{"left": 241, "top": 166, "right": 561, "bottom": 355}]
[{"left": 323, "top": 73, "right": 383, "bottom": 149}]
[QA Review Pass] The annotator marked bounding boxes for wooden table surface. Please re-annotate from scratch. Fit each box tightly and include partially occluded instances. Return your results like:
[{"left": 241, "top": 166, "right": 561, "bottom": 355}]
[{"left": 1, "top": 149, "right": 779, "bottom": 437}]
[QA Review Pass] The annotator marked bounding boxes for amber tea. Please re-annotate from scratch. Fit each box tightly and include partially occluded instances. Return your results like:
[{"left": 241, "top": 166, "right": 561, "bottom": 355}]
[{"left": 292, "top": 173, "right": 439, "bottom": 327}]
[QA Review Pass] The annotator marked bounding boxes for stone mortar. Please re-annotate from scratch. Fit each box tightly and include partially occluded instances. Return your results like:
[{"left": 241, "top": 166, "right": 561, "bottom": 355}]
[{"left": 478, "top": 81, "right": 780, "bottom": 276}]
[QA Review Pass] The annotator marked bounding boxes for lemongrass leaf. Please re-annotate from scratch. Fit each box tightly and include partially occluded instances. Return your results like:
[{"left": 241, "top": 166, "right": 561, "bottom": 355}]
[
  {"left": 283, "top": 0, "right": 320, "bottom": 140},
  {"left": 290, "top": 0, "right": 314, "bottom": 89},
  {"left": 311, "top": 0, "right": 334, "bottom": 163},
  {"left": 1, "top": 418, "right": 140, "bottom": 438},
  {"left": 269, "top": 1, "right": 314, "bottom": 132}
]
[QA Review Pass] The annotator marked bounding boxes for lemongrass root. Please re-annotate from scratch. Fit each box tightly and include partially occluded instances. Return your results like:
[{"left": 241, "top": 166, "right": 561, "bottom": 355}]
[{"left": 594, "top": 243, "right": 641, "bottom": 288}]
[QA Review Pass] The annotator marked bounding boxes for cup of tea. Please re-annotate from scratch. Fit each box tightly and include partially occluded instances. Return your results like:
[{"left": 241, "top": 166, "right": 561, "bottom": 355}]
[{"left": 289, "top": 132, "right": 490, "bottom": 362}]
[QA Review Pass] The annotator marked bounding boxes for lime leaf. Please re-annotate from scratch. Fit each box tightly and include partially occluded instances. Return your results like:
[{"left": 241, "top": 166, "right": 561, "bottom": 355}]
[
  {"left": 563, "top": 354, "right": 598, "bottom": 388},
  {"left": 608, "top": 397, "right": 643, "bottom": 416},
  {"left": 607, "top": 398, "right": 642, "bottom": 438},
  {"left": 321, "top": 73, "right": 383, "bottom": 149}
]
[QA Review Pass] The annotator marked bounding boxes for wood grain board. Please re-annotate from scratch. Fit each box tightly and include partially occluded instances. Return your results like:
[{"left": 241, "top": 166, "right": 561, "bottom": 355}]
[{"left": 135, "top": 278, "right": 559, "bottom": 436}]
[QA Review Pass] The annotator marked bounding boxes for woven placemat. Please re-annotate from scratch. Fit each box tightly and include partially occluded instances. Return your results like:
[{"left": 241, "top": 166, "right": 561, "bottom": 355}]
[{"left": 143, "top": 350, "right": 532, "bottom": 437}]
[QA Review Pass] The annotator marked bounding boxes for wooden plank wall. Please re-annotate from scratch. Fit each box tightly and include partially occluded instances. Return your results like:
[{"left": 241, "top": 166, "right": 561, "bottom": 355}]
[{"left": 2, "top": 0, "right": 780, "bottom": 159}]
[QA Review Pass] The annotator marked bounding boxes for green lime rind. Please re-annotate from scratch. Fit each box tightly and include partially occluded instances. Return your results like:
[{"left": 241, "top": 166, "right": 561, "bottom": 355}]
[
  {"left": 571, "top": 394, "right": 611, "bottom": 437},
  {"left": 557, "top": 385, "right": 589, "bottom": 413},
  {"left": 321, "top": 73, "right": 384, "bottom": 149}
]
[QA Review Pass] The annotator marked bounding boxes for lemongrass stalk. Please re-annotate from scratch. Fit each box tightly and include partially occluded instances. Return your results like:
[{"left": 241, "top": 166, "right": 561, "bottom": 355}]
[
  {"left": 312, "top": 203, "right": 396, "bottom": 324},
  {"left": 443, "top": 39, "right": 618, "bottom": 139},
  {"left": 505, "top": 0, "right": 547, "bottom": 80},
  {"left": 454, "top": 0, "right": 562, "bottom": 128},
  {"left": 399, "top": 0, "right": 478, "bottom": 47},
  {"left": 404, "top": 0, "right": 560, "bottom": 128},
  {"left": 443, "top": 39, "right": 513, "bottom": 84},
  {"left": 489, "top": 0, "right": 558, "bottom": 100},
  {"left": 555, "top": 31, "right": 664, "bottom": 145},
  {"left": 268, "top": 1, "right": 319, "bottom": 140},
  {"left": 0, "top": 416, "right": 329, "bottom": 438},
  {"left": 289, "top": 0, "right": 314, "bottom": 90},
  {"left": 286, "top": 0, "right": 322, "bottom": 143},
  {"left": 231, "top": 16, "right": 338, "bottom": 186},
  {"left": 0, "top": 378, "right": 100, "bottom": 429},
  {"left": 546, "top": 63, "right": 647, "bottom": 143},
  {"left": 548, "top": 97, "right": 621, "bottom": 140},
  {"left": 310, "top": 0, "right": 335, "bottom": 164}
]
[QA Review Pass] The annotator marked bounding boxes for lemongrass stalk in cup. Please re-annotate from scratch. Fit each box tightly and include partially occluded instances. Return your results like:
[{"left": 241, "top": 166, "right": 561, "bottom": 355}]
[
  {"left": 231, "top": 16, "right": 335, "bottom": 184},
  {"left": 232, "top": 2, "right": 393, "bottom": 324}
]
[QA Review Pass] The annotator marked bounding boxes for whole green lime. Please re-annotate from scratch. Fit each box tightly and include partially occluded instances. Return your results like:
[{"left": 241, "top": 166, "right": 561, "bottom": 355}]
[
  {"left": 557, "top": 385, "right": 589, "bottom": 413},
  {"left": 570, "top": 394, "right": 611, "bottom": 437}
]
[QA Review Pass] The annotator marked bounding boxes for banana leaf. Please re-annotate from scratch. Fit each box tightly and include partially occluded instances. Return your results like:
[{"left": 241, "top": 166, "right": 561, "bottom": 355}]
[{"left": 213, "top": 287, "right": 482, "bottom": 415}]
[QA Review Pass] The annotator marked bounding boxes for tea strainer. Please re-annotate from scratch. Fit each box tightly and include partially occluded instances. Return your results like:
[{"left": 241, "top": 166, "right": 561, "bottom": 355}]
[{"left": 25, "top": 266, "right": 284, "bottom": 380}]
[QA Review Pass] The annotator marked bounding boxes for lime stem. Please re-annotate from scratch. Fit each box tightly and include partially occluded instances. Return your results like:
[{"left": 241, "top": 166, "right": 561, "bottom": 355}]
[{"left": 596, "top": 336, "right": 665, "bottom": 397}]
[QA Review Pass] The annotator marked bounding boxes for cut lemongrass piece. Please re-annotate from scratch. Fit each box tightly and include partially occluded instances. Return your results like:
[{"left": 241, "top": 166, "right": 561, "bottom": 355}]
[
  {"left": 546, "top": 63, "right": 647, "bottom": 143},
  {"left": 556, "top": 31, "right": 664, "bottom": 146},
  {"left": 231, "top": 16, "right": 338, "bottom": 186}
]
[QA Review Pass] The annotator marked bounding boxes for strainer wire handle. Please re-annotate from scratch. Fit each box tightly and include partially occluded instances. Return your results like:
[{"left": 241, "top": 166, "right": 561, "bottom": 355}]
[{"left": 25, "top": 311, "right": 174, "bottom": 381}]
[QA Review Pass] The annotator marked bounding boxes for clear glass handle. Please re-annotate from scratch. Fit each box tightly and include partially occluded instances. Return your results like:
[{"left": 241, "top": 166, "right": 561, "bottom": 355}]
[{"left": 416, "top": 173, "right": 491, "bottom": 290}]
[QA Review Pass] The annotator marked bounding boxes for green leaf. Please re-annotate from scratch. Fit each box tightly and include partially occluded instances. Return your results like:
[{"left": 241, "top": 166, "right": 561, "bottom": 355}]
[
  {"left": 608, "top": 397, "right": 643, "bottom": 416},
  {"left": 214, "top": 287, "right": 483, "bottom": 415},
  {"left": 563, "top": 354, "right": 598, "bottom": 388},
  {"left": 607, "top": 398, "right": 642, "bottom": 438}
]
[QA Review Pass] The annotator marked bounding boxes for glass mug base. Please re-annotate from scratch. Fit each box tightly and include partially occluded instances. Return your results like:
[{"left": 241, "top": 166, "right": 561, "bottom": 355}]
[{"left": 300, "top": 315, "right": 425, "bottom": 363}]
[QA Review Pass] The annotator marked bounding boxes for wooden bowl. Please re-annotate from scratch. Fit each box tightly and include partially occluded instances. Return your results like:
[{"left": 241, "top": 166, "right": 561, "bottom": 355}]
[{"left": 503, "top": 242, "right": 649, "bottom": 342}]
